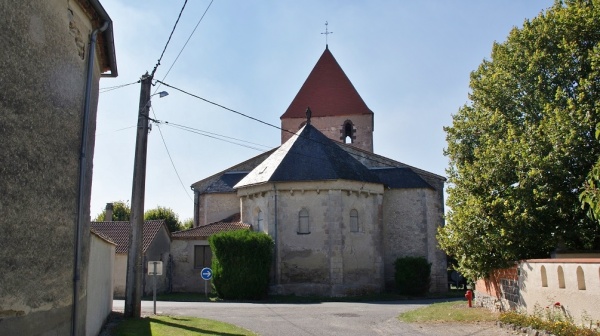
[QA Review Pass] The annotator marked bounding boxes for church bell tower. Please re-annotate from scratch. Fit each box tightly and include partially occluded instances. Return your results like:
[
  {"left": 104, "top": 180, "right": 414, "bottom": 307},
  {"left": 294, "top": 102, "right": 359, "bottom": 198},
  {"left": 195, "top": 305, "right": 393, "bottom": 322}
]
[{"left": 280, "top": 46, "right": 374, "bottom": 152}]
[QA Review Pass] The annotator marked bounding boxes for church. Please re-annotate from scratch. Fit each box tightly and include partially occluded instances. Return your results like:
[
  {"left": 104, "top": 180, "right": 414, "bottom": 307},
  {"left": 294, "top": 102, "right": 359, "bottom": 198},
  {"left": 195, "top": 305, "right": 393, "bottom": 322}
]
[{"left": 190, "top": 46, "right": 447, "bottom": 296}]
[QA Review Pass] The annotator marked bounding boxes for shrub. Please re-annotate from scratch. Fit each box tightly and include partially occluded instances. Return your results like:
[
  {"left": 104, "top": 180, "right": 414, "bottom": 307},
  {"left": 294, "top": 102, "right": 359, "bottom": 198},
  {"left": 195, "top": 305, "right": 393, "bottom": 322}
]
[
  {"left": 209, "top": 230, "right": 273, "bottom": 300},
  {"left": 394, "top": 256, "right": 431, "bottom": 295},
  {"left": 500, "top": 311, "right": 600, "bottom": 336}
]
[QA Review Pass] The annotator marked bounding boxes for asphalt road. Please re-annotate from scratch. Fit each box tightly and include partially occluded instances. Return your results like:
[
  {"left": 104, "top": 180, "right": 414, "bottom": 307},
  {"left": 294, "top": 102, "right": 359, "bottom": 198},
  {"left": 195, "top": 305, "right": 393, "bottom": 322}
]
[{"left": 113, "top": 299, "right": 513, "bottom": 336}]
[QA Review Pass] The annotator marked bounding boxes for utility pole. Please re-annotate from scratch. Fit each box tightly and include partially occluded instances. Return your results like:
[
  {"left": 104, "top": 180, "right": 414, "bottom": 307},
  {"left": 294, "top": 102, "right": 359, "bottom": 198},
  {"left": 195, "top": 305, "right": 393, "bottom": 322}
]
[{"left": 124, "top": 73, "right": 152, "bottom": 318}]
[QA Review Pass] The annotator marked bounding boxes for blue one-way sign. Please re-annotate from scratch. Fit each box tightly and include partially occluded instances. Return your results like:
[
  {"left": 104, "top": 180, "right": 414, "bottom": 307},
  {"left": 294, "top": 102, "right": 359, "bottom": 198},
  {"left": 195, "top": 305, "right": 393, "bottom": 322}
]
[{"left": 201, "top": 267, "right": 213, "bottom": 280}]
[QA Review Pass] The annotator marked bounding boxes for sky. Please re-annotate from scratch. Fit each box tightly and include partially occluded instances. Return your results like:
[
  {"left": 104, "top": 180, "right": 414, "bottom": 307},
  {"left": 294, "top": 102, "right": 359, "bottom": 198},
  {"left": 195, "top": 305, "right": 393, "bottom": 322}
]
[{"left": 92, "top": 0, "right": 555, "bottom": 222}]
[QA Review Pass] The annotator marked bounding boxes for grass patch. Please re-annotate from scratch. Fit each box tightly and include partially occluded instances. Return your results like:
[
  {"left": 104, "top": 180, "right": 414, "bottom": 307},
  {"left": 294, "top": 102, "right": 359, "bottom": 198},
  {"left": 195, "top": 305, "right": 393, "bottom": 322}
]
[
  {"left": 399, "top": 301, "right": 499, "bottom": 323},
  {"left": 112, "top": 315, "right": 256, "bottom": 336},
  {"left": 143, "top": 292, "right": 219, "bottom": 302}
]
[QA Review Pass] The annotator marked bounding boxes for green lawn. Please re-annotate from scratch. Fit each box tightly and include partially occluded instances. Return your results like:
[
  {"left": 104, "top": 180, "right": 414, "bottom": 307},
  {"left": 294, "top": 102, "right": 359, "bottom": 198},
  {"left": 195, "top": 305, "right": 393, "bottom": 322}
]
[
  {"left": 112, "top": 315, "right": 256, "bottom": 336},
  {"left": 399, "top": 301, "right": 499, "bottom": 323}
]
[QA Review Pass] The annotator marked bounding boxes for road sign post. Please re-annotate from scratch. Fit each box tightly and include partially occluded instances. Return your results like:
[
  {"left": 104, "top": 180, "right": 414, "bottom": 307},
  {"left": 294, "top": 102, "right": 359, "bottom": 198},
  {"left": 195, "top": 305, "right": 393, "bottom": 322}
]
[
  {"left": 201, "top": 267, "right": 212, "bottom": 297},
  {"left": 148, "top": 261, "right": 163, "bottom": 315}
]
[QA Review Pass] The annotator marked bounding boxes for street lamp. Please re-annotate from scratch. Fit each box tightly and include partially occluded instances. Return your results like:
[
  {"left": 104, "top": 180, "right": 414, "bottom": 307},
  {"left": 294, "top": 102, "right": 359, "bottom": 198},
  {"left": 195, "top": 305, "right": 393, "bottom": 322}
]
[
  {"left": 146, "top": 91, "right": 169, "bottom": 108},
  {"left": 147, "top": 91, "right": 168, "bottom": 134},
  {"left": 153, "top": 91, "right": 169, "bottom": 98}
]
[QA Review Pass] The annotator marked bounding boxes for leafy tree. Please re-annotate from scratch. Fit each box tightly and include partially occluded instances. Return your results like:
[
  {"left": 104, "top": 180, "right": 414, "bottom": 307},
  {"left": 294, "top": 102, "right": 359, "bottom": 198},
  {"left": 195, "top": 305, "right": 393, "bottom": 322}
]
[
  {"left": 144, "top": 206, "right": 182, "bottom": 233},
  {"left": 93, "top": 201, "right": 131, "bottom": 221},
  {"left": 581, "top": 123, "right": 600, "bottom": 220},
  {"left": 181, "top": 218, "right": 194, "bottom": 230},
  {"left": 439, "top": 0, "right": 600, "bottom": 279}
]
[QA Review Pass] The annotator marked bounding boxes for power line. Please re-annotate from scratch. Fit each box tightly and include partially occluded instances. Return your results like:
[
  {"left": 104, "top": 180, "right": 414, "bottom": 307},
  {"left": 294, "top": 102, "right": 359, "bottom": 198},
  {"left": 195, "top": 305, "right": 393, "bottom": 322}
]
[
  {"left": 96, "top": 125, "right": 137, "bottom": 136},
  {"left": 162, "top": 120, "right": 372, "bottom": 170},
  {"left": 159, "top": 120, "right": 336, "bottom": 164},
  {"left": 150, "top": 107, "right": 193, "bottom": 202},
  {"left": 153, "top": 80, "right": 405, "bottom": 169},
  {"left": 155, "top": 79, "right": 282, "bottom": 131},
  {"left": 149, "top": 114, "right": 352, "bottom": 165},
  {"left": 153, "top": 0, "right": 214, "bottom": 94},
  {"left": 150, "top": 104, "right": 441, "bottom": 184},
  {"left": 164, "top": 123, "right": 271, "bottom": 152},
  {"left": 100, "top": 80, "right": 140, "bottom": 93},
  {"left": 164, "top": 122, "right": 273, "bottom": 150},
  {"left": 144, "top": 0, "right": 214, "bottom": 203},
  {"left": 150, "top": 0, "right": 189, "bottom": 78}
]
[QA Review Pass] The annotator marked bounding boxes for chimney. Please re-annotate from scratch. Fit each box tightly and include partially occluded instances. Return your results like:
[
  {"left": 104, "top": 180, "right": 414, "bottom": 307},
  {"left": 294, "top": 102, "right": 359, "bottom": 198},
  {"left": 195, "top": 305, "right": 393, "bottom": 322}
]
[{"left": 105, "top": 203, "right": 114, "bottom": 221}]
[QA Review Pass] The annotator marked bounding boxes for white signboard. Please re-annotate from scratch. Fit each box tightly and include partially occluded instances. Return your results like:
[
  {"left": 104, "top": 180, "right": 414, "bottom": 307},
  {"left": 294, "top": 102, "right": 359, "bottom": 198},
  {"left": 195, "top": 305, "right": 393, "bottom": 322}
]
[{"left": 148, "top": 261, "right": 163, "bottom": 275}]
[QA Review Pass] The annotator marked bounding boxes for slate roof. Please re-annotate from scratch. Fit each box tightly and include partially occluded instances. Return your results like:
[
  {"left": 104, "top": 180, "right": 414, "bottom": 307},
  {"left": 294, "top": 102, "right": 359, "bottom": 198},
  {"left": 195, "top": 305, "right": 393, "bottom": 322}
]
[
  {"left": 370, "top": 167, "right": 433, "bottom": 189},
  {"left": 191, "top": 150, "right": 274, "bottom": 194},
  {"left": 337, "top": 142, "right": 447, "bottom": 182},
  {"left": 235, "top": 124, "right": 381, "bottom": 188},
  {"left": 203, "top": 171, "right": 248, "bottom": 193},
  {"left": 280, "top": 47, "right": 373, "bottom": 119},
  {"left": 219, "top": 213, "right": 241, "bottom": 223},
  {"left": 90, "top": 220, "right": 168, "bottom": 254},
  {"left": 171, "top": 215, "right": 250, "bottom": 239}
]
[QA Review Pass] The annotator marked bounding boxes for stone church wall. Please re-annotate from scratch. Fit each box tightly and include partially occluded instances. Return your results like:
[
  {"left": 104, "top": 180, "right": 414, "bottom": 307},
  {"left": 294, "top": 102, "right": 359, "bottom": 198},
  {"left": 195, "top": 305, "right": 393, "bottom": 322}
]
[
  {"left": 383, "top": 188, "right": 447, "bottom": 292},
  {"left": 240, "top": 191, "right": 272, "bottom": 232},
  {"left": 197, "top": 193, "right": 240, "bottom": 226},
  {"left": 281, "top": 114, "right": 374, "bottom": 152},
  {"left": 239, "top": 180, "right": 384, "bottom": 296}
]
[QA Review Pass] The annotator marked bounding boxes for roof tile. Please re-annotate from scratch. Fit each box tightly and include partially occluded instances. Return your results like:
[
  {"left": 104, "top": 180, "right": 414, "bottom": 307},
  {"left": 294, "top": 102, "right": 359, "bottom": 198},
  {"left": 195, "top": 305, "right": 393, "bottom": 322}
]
[
  {"left": 90, "top": 220, "right": 168, "bottom": 254},
  {"left": 281, "top": 47, "right": 372, "bottom": 119}
]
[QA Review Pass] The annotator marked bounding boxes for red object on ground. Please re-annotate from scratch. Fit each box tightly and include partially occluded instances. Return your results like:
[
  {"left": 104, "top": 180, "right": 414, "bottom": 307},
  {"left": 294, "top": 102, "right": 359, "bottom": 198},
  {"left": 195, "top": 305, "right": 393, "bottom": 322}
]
[{"left": 465, "top": 290, "right": 473, "bottom": 307}]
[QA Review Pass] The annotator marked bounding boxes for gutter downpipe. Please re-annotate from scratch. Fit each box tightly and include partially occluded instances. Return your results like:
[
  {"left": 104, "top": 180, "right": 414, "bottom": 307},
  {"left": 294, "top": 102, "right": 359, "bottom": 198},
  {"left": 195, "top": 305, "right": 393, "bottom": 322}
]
[
  {"left": 273, "top": 183, "right": 279, "bottom": 286},
  {"left": 192, "top": 187, "right": 199, "bottom": 228},
  {"left": 72, "top": 21, "right": 109, "bottom": 336}
]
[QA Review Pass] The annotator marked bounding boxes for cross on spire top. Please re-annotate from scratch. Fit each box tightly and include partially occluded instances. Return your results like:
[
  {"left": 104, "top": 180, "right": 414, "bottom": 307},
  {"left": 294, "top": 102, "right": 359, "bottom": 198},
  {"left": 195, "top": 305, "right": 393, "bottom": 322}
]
[{"left": 321, "top": 21, "right": 333, "bottom": 47}]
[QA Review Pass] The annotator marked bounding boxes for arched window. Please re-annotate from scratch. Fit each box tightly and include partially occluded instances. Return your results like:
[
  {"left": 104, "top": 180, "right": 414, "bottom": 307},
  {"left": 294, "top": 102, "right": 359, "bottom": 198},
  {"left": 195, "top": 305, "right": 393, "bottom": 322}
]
[
  {"left": 577, "top": 266, "right": 586, "bottom": 290},
  {"left": 557, "top": 266, "right": 566, "bottom": 289},
  {"left": 256, "top": 209, "right": 264, "bottom": 232},
  {"left": 541, "top": 266, "right": 548, "bottom": 287},
  {"left": 340, "top": 120, "right": 355, "bottom": 144},
  {"left": 350, "top": 209, "right": 359, "bottom": 232},
  {"left": 298, "top": 208, "right": 310, "bottom": 234}
]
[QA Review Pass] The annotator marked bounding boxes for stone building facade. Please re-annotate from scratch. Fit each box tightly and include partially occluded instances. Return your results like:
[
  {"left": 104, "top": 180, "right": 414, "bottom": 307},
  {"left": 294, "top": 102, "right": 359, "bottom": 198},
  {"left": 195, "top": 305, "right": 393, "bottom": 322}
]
[{"left": 0, "top": 1, "right": 117, "bottom": 335}]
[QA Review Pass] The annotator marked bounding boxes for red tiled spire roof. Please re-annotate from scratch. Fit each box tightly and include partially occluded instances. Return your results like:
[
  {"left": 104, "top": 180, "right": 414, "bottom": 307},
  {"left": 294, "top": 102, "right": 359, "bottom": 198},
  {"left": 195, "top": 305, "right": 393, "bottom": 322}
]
[{"left": 281, "top": 47, "right": 373, "bottom": 119}]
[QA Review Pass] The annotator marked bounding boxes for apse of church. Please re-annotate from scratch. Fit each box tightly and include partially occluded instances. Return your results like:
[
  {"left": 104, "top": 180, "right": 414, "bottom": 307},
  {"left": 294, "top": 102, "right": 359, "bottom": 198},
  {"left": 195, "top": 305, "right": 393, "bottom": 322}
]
[{"left": 190, "top": 46, "right": 447, "bottom": 296}]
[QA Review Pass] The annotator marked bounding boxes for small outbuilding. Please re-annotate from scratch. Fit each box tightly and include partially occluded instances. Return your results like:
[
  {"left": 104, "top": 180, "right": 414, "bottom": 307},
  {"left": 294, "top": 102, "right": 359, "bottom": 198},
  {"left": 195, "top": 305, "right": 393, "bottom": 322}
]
[{"left": 90, "top": 220, "right": 171, "bottom": 297}]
